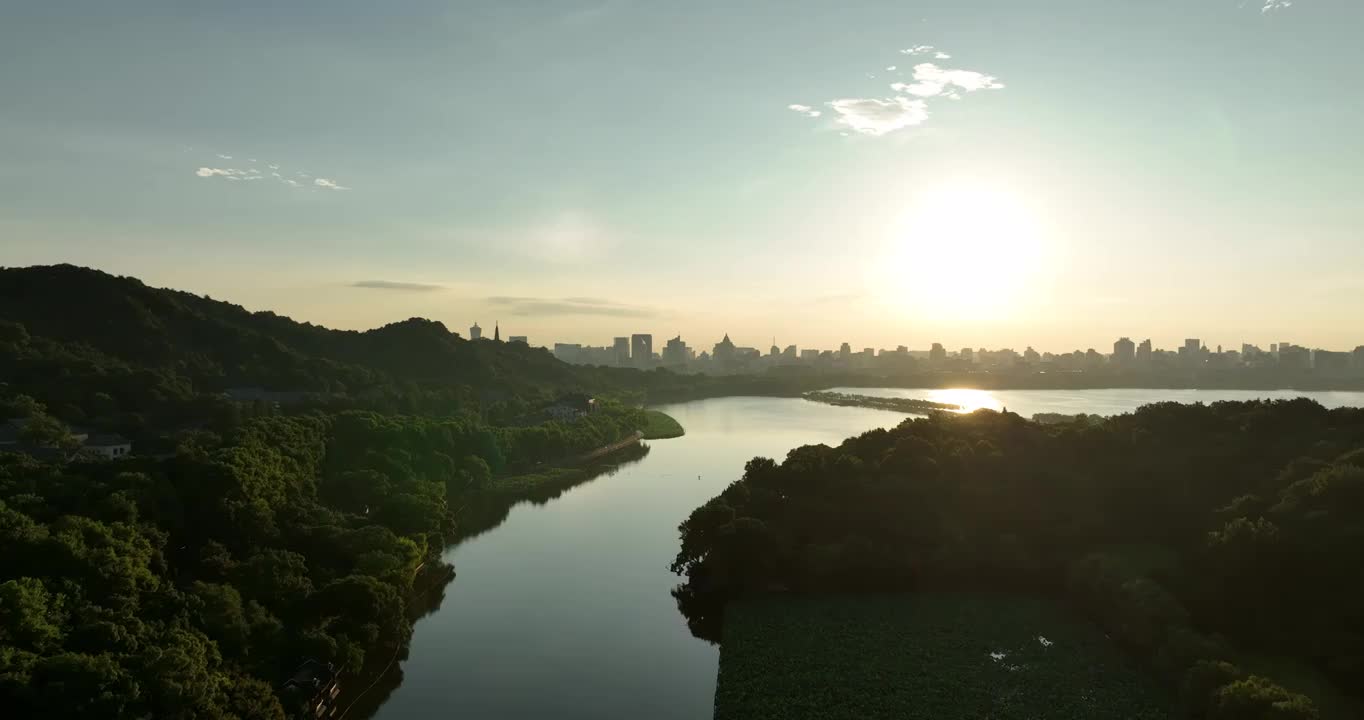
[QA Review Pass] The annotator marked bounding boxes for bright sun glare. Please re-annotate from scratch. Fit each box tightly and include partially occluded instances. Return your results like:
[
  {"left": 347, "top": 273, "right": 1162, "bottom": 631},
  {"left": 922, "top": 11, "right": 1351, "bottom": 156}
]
[{"left": 874, "top": 183, "right": 1047, "bottom": 320}]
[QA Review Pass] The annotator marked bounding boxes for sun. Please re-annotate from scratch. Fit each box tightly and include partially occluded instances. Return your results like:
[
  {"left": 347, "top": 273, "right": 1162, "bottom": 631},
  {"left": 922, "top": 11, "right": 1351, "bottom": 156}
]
[{"left": 872, "top": 183, "right": 1047, "bottom": 320}]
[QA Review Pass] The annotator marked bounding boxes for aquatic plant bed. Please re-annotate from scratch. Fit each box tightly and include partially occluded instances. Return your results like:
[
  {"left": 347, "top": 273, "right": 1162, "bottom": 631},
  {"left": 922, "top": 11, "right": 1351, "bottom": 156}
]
[{"left": 715, "top": 593, "right": 1172, "bottom": 720}]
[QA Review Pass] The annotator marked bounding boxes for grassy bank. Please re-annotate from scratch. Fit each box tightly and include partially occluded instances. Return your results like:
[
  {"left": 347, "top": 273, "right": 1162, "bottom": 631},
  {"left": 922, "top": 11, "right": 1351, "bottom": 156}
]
[
  {"left": 641, "top": 409, "right": 685, "bottom": 439},
  {"left": 716, "top": 594, "right": 1171, "bottom": 720}
]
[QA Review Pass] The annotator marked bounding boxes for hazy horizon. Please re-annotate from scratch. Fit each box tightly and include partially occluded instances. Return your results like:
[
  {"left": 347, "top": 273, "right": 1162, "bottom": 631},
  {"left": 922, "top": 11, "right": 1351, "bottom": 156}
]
[{"left": 4, "top": 0, "right": 1361, "bottom": 351}]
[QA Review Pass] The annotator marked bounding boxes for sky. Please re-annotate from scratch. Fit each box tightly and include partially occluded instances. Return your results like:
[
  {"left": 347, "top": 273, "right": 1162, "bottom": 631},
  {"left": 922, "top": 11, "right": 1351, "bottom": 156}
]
[{"left": 2, "top": 0, "right": 1362, "bottom": 353}]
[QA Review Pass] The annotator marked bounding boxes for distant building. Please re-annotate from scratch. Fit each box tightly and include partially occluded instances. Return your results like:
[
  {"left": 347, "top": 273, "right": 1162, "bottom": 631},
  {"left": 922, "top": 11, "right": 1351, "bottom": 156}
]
[
  {"left": 1313, "top": 350, "right": 1350, "bottom": 375},
  {"left": 929, "top": 343, "right": 947, "bottom": 364},
  {"left": 960, "top": 347, "right": 974, "bottom": 364},
  {"left": 81, "top": 433, "right": 131, "bottom": 460},
  {"left": 839, "top": 342, "right": 852, "bottom": 359},
  {"left": 663, "top": 335, "right": 690, "bottom": 368},
  {"left": 631, "top": 334, "right": 653, "bottom": 369},
  {"left": 553, "top": 343, "right": 582, "bottom": 363},
  {"left": 1024, "top": 346, "right": 1041, "bottom": 364},
  {"left": 613, "top": 337, "right": 630, "bottom": 367},
  {"left": 1279, "top": 343, "right": 1310, "bottom": 371},
  {"left": 493, "top": 323, "right": 500, "bottom": 342},
  {"left": 469, "top": 322, "right": 483, "bottom": 340},
  {"left": 1137, "top": 339, "right": 1153, "bottom": 364},
  {"left": 1113, "top": 337, "right": 1136, "bottom": 365},
  {"left": 713, "top": 334, "right": 737, "bottom": 369},
  {"left": 509, "top": 335, "right": 528, "bottom": 344}
]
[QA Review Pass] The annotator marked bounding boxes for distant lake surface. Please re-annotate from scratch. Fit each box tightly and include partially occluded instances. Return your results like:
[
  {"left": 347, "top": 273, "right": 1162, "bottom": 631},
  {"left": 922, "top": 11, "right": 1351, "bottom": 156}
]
[
  {"left": 829, "top": 386, "right": 1364, "bottom": 417},
  {"left": 368, "top": 389, "right": 1364, "bottom": 719}
]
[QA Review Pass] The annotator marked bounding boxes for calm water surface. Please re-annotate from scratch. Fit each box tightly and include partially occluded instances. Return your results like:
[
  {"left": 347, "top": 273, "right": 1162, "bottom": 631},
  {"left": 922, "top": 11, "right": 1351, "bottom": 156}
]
[{"left": 371, "top": 389, "right": 1364, "bottom": 719}]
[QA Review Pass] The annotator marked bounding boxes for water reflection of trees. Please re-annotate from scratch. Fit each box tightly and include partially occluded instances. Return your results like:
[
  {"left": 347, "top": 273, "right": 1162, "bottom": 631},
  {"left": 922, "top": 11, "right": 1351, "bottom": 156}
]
[
  {"left": 349, "top": 443, "right": 652, "bottom": 718},
  {"left": 453, "top": 442, "right": 652, "bottom": 545}
]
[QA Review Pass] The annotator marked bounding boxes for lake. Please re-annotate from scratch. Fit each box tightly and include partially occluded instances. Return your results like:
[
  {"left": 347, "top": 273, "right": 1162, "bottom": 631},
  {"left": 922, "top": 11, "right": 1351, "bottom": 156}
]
[{"left": 368, "top": 388, "right": 1364, "bottom": 719}]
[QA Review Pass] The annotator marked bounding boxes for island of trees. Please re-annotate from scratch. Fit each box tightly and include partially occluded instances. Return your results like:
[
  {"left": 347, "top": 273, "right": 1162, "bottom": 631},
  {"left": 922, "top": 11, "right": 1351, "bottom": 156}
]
[
  {"left": 803, "top": 390, "right": 962, "bottom": 414},
  {"left": 673, "top": 400, "right": 1364, "bottom": 719}
]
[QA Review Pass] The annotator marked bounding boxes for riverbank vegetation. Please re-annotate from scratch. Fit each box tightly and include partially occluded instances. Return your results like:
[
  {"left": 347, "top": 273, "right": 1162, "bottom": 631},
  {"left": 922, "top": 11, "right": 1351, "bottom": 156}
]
[
  {"left": 641, "top": 410, "right": 685, "bottom": 439},
  {"left": 673, "top": 400, "right": 1364, "bottom": 719},
  {"left": 717, "top": 594, "right": 1170, "bottom": 720}
]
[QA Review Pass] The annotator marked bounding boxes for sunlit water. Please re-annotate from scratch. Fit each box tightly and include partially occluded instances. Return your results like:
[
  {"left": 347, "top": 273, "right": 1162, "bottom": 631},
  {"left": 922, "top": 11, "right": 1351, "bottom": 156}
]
[
  {"left": 830, "top": 386, "right": 1364, "bottom": 417},
  {"left": 370, "top": 389, "right": 1364, "bottom": 719}
]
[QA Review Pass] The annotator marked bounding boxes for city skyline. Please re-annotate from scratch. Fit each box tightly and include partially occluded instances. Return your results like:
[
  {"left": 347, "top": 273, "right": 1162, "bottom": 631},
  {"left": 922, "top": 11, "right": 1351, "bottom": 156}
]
[{"left": 4, "top": 1, "right": 1363, "bottom": 350}]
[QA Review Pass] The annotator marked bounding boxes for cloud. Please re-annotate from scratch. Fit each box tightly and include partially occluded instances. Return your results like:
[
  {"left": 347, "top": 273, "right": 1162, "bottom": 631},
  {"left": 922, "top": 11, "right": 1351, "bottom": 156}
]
[
  {"left": 901, "top": 45, "right": 936, "bottom": 55},
  {"left": 486, "top": 296, "right": 656, "bottom": 318},
  {"left": 314, "top": 177, "right": 350, "bottom": 191},
  {"left": 196, "top": 167, "right": 245, "bottom": 178},
  {"left": 351, "top": 280, "right": 445, "bottom": 292},
  {"left": 826, "top": 97, "right": 929, "bottom": 136},
  {"left": 216, "top": 154, "right": 233, "bottom": 160},
  {"left": 935, "top": 52, "right": 951, "bottom": 59},
  {"left": 1262, "top": 0, "right": 1292, "bottom": 11},
  {"left": 886, "top": 65, "right": 897, "bottom": 71},
  {"left": 787, "top": 103, "right": 822, "bottom": 118},
  {"left": 890, "top": 63, "right": 1003, "bottom": 98}
]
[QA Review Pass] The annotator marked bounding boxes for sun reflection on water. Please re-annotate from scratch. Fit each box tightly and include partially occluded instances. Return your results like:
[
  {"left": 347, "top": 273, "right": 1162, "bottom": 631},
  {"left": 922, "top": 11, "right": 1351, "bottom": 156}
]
[{"left": 925, "top": 388, "right": 1004, "bottom": 413}]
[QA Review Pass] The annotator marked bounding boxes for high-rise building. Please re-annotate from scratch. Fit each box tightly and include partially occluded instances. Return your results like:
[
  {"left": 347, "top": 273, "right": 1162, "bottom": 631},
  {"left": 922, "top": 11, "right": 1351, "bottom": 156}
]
[
  {"left": 839, "top": 342, "right": 852, "bottom": 359},
  {"left": 493, "top": 323, "right": 500, "bottom": 342},
  {"left": 1137, "top": 339, "right": 1153, "bottom": 364},
  {"left": 631, "top": 334, "right": 653, "bottom": 368},
  {"left": 929, "top": 343, "right": 947, "bottom": 364},
  {"left": 1113, "top": 337, "right": 1136, "bottom": 364},
  {"left": 469, "top": 322, "right": 482, "bottom": 340},
  {"left": 662, "top": 335, "right": 690, "bottom": 367},
  {"left": 713, "top": 334, "right": 737, "bottom": 368},
  {"left": 613, "top": 337, "right": 630, "bottom": 366},
  {"left": 1280, "top": 343, "right": 1310, "bottom": 370},
  {"left": 960, "top": 347, "right": 974, "bottom": 364},
  {"left": 553, "top": 343, "right": 581, "bottom": 363}
]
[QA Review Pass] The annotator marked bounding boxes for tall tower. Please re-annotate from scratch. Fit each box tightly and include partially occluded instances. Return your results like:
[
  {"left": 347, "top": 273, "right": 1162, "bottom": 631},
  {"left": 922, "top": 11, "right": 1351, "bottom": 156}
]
[
  {"left": 494, "top": 322, "right": 500, "bottom": 342},
  {"left": 470, "top": 322, "right": 482, "bottom": 340}
]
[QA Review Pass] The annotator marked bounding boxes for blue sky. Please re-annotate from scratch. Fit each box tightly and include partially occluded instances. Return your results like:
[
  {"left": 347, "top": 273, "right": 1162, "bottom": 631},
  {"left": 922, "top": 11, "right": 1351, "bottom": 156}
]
[{"left": 3, "top": 0, "right": 1361, "bottom": 352}]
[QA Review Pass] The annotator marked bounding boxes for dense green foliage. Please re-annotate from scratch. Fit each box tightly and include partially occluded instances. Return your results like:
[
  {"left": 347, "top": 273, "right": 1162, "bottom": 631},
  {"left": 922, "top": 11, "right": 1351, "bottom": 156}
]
[
  {"left": 717, "top": 594, "right": 1170, "bottom": 720},
  {"left": 674, "top": 400, "right": 1364, "bottom": 719},
  {"left": 0, "top": 393, "right": 648, "bottom": 717},
  {"left": 640, "top": 410, "right": 685, "bottom": 439}
]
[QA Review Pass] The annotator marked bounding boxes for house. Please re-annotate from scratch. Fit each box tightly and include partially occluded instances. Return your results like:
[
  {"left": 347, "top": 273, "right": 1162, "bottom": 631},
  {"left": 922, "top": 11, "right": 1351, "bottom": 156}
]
[
  {"left": 281, "top": 659, "right": 341, "bottom": 719},
  {"left": 81, "top": 433, "right": 132, "bottom": 460}
]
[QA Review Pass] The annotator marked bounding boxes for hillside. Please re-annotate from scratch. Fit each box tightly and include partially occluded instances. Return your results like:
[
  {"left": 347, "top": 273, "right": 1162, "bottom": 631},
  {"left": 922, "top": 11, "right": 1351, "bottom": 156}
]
[{"left": 0, "top": 265, "right": 697, "bottom": 427}]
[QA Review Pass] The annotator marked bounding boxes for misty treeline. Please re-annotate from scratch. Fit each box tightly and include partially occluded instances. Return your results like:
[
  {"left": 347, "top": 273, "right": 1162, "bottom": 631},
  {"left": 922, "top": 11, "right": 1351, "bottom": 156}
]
[
  {"left": 0, "top": 397, "right": 647, "bottom": 718},
  {"left": 673, "top": 400, "right": 1364, "bottom": 719}
]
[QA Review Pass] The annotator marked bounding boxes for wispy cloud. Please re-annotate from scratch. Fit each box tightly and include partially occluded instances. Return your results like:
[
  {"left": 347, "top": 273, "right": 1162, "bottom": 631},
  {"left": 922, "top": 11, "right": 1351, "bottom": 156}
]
[
  {"left": 791, "top": 47, "right": 1002, "bottom": 138},
  {"left": 486, "top": 296, "right": 656, "bottom": 318},
  {"left": 193, "top": 153, "right": 350, "bottom": 191},
  {"left": 314, "top": 177, "right": 350, "bottom": 191},
  {"left": 890, "top": 63, "right": 1003, "bottom": 99},
  {"left": 351, "top": 280, "right": 445, "bottom": 292},
  {"left": 1260, "top": 0, "right": 1293, "bottom": 12},
  {"left": 826, "top": 97, "right": 929, "bottom": 136}
]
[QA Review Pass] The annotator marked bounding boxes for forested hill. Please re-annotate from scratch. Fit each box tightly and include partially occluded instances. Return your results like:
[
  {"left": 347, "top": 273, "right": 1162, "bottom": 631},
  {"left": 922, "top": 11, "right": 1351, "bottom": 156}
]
[{"left": 0, "top": 264, "right": 700, "bottom": 423}]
